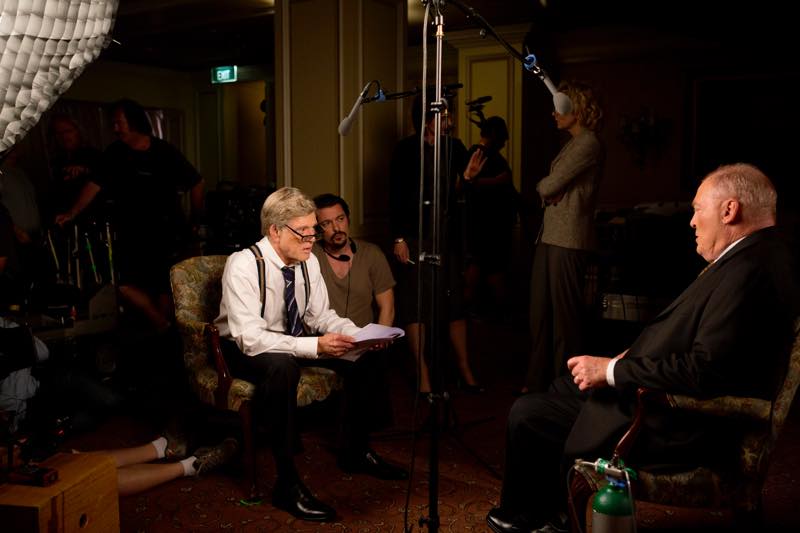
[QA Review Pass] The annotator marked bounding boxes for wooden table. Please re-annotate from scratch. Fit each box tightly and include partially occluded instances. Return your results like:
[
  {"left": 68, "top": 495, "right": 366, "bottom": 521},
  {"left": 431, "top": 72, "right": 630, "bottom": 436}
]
[{"left": 0, "top": 452, "right": 119, "bottom": 533}]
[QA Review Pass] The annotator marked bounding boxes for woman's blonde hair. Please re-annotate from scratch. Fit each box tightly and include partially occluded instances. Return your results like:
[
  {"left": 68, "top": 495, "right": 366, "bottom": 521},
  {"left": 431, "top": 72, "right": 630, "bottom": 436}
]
[{"left": 558, "top": 80, "right": 603, "bottom": 131}]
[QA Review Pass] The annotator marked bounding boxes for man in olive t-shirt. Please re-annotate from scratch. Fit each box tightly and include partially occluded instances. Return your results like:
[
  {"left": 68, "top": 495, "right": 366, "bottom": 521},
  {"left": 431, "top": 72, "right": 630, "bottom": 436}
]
[{"left": 312, "top": 194, "right": 395, "bottom": 328}]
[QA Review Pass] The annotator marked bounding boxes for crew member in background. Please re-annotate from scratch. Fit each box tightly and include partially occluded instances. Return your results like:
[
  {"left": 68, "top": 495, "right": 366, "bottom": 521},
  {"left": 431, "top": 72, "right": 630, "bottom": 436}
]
[
  {"left": 55, "top": 99, "right": 204, "bottom": 333},
  {"left": 313, "top": 193, "right": 395, "bottom": 328},
  {"left": 313, "top": 192, "right": 396, "bottom": 429}
]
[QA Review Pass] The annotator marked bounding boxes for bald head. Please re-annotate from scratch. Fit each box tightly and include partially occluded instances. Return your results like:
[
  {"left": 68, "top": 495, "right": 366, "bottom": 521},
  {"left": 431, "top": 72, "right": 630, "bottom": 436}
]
[
  {"left": 690, "top": 163, "right": 777, "bottom": 262},
  {"left": 703, "top": 163, "right": 777, "bottom": 227}
]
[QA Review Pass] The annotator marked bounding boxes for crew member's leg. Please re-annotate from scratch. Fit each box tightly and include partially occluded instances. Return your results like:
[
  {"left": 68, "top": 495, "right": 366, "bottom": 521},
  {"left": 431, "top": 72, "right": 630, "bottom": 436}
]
[
  {"left": 550, "top": 247, "right": 590, "bottom": 381},
  {"left": 406, "top": 322, "right": 430, "bottom": 393},
  {"left": 82, "top": 437, "right": 237, "bottom": 497},
  {"left": 525, "top": 243, "right": 552, "bottom": 392}
]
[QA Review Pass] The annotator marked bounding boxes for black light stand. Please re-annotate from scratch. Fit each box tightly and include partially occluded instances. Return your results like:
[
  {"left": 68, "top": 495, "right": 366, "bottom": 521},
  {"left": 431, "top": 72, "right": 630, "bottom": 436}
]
[
  {"left": 412, "top": 3, "right": 448, "bottom": 531},
  {"left": 409, "top": 2, "right": 567, "bottom": 531}
]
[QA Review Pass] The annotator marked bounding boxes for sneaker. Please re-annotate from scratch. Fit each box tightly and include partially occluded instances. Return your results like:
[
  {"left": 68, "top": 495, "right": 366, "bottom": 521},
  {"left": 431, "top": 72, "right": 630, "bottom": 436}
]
[
  {"left": 164, "top": 426, "right": 189, "bottom": 459},
  {"left": 192, "top": 437, "right": 239, "bottom": 476}
]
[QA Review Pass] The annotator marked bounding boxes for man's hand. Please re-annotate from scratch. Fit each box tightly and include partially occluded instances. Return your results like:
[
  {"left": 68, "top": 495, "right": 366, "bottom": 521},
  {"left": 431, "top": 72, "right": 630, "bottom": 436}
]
[
  {"left": 567, "top": 355, "right": 611, "bottom": 391},
  {"left": 13, "top": 226, "right": 30, "bottom": 244},
  {"left": 54, "top": 212, "right": 73, "bottom": 226},
  {"left": 317, "top": 333, "right": 356, "bottom": 357},
  {"left": 544, "top": 191, "right": 565, "bottom": 205},
  {"left": 393, "top": 240, "right": 410, "bottom": 264},
  {"left": 464, "top": 148, "right": 487, "bottom": 181}
]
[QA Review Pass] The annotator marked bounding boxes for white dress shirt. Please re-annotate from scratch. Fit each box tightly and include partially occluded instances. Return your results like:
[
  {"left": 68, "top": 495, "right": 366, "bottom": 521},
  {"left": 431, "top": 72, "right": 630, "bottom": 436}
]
[{"left": 215, "top": 236, "right": 361, "bottom": 358}]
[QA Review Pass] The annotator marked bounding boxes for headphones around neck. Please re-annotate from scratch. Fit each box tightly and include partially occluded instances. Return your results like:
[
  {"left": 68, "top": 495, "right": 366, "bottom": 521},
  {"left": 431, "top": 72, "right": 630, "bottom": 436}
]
[{"left": 323, "top": 238, "right": 357, "bottom": 262}]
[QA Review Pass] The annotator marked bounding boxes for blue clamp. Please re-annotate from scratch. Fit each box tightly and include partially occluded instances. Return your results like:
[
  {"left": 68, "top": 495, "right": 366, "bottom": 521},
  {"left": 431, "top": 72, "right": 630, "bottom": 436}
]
[{"left": 523, "top": 54, "right": 537, "bottom": 72}]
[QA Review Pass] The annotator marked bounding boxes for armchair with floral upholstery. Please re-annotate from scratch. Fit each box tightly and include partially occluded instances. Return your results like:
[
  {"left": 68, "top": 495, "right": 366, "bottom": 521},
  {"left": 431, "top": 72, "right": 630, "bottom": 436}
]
[
  {"left": 570, "top": 319, "right": 800, "bottom": 531},
  {"left": 170, "top": 255, "right": 342, "bottom": 498}
]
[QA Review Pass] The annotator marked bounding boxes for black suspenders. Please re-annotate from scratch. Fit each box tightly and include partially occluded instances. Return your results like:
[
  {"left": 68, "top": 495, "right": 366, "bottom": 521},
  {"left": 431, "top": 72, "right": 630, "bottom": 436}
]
[{"left": 247, "top": 244, "right": 310, "bottom": 321}]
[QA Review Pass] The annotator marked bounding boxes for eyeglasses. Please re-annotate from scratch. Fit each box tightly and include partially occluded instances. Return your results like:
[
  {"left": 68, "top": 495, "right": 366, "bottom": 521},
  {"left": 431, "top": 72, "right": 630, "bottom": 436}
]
[{"left": 284, "top": 224, "right": 322, "bottom": 243}]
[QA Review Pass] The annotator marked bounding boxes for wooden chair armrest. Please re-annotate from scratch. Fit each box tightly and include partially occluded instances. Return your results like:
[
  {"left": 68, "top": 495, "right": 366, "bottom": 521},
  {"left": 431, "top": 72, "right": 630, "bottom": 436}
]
[
  {"left": 206, "top": 324, "right": 233, "bottom": 409},
  {"left": 613, "top": 387, "right": 666, "bottom": 462}
]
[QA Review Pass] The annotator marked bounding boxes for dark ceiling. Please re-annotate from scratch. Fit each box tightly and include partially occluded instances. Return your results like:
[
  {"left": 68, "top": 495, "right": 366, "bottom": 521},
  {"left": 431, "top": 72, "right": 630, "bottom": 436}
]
[
  {"left": 103, "top": 0, "right": 541, "bottom": 71},
  {"left": 104, "top": 0, "right": 276, "bottom": 71},
  {"left": 101, "top": 1, "right": 791, "bottom": 72}
]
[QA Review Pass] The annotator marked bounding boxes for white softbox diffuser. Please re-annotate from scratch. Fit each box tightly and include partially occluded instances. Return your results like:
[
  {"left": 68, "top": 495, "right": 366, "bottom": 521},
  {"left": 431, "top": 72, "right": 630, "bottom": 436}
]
[{"left": 0, "top": 0, "right": 118, "bottom": 153}]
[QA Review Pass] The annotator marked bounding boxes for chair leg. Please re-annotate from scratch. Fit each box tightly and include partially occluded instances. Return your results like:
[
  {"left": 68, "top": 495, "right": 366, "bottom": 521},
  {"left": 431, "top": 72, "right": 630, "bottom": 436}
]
[{"left": 238, "top": 401, "right": 261, "bottom": 501}]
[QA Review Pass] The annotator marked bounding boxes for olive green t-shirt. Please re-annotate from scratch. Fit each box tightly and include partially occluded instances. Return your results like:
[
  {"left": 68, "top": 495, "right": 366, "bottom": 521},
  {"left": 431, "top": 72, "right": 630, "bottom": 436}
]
[{"left": 312, "top": 239, "right": 395, "bottom": 327}]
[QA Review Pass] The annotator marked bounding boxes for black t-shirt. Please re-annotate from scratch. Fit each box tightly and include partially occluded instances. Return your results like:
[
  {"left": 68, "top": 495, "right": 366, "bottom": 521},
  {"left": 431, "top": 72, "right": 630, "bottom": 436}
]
[
  {"left": 0, "top": 204, "right": 19, "bottom": 277},
  {"left": 464, "top": 143, "right": 516, "bottom": 222},
  {"left": 388, "top": 134, "right": 468, "bottom": 244},
  {"left": 49, "top": 146, "right": 103, "bottom": 218},
  {"left": 92, "top": 137, "right": 201, "bottom": 240}
]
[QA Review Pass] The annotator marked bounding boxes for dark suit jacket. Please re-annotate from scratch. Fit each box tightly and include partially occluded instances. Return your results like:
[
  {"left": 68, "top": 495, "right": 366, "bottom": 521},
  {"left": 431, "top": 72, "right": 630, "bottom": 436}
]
[{"left": 565, "top": 227, "right": 799, "bottom": 465}]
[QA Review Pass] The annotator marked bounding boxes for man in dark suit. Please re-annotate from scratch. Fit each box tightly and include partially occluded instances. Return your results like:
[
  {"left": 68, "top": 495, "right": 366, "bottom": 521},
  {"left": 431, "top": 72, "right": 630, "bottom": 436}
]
[{"left": 487, "top": 163, "right": 800, "bottom": 533}]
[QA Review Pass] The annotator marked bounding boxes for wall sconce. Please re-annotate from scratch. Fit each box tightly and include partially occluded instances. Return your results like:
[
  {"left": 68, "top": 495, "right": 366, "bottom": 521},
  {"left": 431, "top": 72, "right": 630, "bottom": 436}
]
[{"left": 618, "top": 107, "right": 671, "bottom": 167}]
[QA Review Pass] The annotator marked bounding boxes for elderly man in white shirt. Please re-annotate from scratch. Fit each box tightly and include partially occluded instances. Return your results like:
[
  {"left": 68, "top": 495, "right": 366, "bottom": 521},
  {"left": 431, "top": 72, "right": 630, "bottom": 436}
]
[{"left": 215, "top": 187, "right": 406, "bottom": 523}]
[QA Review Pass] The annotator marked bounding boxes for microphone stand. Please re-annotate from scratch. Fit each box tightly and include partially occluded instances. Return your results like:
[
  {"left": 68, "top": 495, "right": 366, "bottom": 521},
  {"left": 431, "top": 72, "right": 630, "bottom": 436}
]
[
  {"left": 448, "top": 0, "right": 562, "bottom": 92},
  {"left": 417, "top": 2, "right": 446, "bottom": 532}
]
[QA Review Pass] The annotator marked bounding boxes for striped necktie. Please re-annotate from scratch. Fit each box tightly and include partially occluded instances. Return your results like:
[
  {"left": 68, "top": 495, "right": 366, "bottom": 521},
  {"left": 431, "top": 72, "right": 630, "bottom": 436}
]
[{"left": 281, "top": 266, "right": 304, "bottom": 336}]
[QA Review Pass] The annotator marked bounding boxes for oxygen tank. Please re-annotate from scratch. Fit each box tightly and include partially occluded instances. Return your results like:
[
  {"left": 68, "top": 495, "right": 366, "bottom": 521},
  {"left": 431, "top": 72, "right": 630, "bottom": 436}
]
[{"left": 579, "top": 458, "right": 637, "bottom": 533}]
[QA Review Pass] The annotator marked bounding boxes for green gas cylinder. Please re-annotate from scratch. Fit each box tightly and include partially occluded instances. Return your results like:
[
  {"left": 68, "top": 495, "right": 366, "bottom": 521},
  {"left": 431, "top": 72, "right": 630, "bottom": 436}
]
[{"left": 592, "top": 477, "right": 634, "bottom": 533}]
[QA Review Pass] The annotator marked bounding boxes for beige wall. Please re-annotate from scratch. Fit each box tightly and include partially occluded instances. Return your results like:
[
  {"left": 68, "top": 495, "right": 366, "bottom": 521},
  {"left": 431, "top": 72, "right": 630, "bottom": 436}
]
[
  {"left": 449, "top": 25, "right": 527, "bottom": 194},
  {"left": 275, "top": 0, "right": 405, "bottom": 239},
  {"left": 63, "top": 60, "right": 199, "bottom": 164},
  {"left": 235, "top": 81, "right": 269, "bottom": 188}
]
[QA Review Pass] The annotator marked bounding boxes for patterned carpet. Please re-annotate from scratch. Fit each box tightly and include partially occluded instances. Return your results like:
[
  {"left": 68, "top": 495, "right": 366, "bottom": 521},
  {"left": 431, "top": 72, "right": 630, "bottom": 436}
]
[{"left": 62, "top": 316, "right": 800, "bottom": 532}]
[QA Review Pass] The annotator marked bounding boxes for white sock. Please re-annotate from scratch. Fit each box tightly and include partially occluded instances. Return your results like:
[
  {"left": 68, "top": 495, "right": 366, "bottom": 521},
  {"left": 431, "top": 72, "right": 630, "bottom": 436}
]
[
  {"left": 151, "top": 437, "right": 168, "bottom": 459},
  {"left": 181, "top": 456, "right": 197, "bottom": 477}
]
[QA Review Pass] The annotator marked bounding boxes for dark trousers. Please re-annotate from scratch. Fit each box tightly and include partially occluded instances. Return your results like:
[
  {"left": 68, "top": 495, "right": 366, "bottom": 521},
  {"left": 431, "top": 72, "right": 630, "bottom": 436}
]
[
  {"left": 501, "top": 376, "right": 586, "bottom": 522},
  {"left": 526, "top": 243, "right": 591, "bottom": 392},
  {"left": 502, "top": 376, "right": 729, "bottom": 524},
  {"left": 222, "top": 340, "right": 387, "bottom": 479}
]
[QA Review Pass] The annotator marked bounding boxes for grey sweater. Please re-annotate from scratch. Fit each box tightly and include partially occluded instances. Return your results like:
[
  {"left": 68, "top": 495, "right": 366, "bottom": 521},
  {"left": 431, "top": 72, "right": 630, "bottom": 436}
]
[{"left": 536, "top": 129, "right": 603, "bottom": 250}]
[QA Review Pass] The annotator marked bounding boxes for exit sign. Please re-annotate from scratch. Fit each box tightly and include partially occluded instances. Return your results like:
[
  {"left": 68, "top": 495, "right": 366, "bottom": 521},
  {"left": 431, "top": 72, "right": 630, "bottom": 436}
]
[{"left": 211, "top": 65, "right": 238, "bottom": 84}]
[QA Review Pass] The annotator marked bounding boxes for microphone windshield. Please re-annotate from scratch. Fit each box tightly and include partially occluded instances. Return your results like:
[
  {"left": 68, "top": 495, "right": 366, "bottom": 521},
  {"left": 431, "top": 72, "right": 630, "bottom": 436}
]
[{"left": 553, "top": 92, "right": 573, "bottom": 115}]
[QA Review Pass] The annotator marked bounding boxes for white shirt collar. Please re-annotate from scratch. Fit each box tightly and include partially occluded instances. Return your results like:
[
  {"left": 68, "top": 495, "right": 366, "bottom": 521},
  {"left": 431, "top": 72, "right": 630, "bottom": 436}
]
[
  {"left": 712, "top": 235, "right": 747, "bottom": 264},
  {"left": 260, "top": 236, "right": 293, "bottom": 270}
]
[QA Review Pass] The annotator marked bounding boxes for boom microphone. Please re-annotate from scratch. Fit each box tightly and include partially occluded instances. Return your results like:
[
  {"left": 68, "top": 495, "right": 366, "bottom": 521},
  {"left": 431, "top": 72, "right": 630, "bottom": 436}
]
[
  {"left": 524, "top": 54, "right": 573, "bottom": 116},
  {"left": 338, "top": 82, "right": 371, "bottom": 136}
]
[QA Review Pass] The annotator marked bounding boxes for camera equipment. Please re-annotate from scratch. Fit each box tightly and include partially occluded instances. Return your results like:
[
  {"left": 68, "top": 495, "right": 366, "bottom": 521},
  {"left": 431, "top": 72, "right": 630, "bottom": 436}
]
[{"left": 466, "top": 95, "right": 491, "bottom": 127}]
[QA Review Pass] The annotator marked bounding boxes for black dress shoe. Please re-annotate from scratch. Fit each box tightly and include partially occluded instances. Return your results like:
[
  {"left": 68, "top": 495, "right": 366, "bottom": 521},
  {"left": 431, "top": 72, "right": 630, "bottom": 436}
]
[
  {"left": 486, "top": 507, "right": 539, "bottom": 533},
  {"left": 338, "top": 449, "right": 409, "bottom": 480},
  {"left": 272, "top": 479, "right": 336, "bottom": 522}
]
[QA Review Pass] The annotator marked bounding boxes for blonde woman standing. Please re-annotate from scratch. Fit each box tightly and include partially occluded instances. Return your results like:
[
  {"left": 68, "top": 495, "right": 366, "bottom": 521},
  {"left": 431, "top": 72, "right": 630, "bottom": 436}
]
[{"left": 523, "top": 81, "right": 604, "bottom": 394}]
